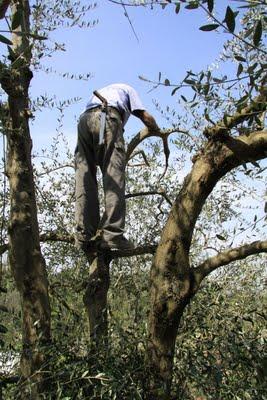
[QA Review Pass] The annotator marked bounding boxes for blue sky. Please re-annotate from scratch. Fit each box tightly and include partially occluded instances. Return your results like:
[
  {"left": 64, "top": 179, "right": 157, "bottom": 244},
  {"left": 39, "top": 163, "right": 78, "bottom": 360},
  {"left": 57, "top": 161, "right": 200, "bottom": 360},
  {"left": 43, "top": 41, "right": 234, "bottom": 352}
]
[
  {"left": 0, "top": 1, "right": 265, "bottom": 245},
  {"left": 29, "top": 0, "right": 235, "bottom": 151}
]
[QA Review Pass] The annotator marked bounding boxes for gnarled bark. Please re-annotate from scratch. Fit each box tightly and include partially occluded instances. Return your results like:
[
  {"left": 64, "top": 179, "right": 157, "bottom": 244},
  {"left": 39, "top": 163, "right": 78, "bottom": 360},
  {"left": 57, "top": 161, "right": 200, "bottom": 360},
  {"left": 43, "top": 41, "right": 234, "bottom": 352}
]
[
  {"left": 0, "top": 1, "right": 51, "bottom": 398},
  {"left": 147, "top": 128, "right": 267, "bottom": 398},
  {"left": 83, "top": 253, "right": 110, "bottom": 349}
]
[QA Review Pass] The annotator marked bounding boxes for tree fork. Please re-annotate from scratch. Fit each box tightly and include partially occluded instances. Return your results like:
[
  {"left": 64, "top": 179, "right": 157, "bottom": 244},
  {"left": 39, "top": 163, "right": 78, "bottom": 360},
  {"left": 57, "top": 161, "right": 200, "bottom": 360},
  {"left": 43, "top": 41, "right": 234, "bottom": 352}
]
[{"left": 147, "top": 129, "right": 267, "bottom": 397}]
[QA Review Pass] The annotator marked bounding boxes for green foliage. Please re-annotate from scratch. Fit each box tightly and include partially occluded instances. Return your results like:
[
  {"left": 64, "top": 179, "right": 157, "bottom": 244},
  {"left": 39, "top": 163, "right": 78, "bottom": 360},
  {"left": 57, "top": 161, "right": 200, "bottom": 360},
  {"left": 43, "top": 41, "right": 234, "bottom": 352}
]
[
  {"left": 2, "top": 253, "right": 266, "bottom": 399},
  {"left": 172, "top": 262, "right": 267, "bottom": 400},
  {"left": 1, "top": 131, "right": 266, "bottom": 399}
]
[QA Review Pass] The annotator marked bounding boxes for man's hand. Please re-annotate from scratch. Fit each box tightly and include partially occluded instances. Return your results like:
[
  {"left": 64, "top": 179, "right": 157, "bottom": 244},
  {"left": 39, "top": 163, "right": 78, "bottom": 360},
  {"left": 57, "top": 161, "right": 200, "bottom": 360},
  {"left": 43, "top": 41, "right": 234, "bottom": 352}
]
[{"left": 133, "top": 110, "right": 160, "bottom": 133}]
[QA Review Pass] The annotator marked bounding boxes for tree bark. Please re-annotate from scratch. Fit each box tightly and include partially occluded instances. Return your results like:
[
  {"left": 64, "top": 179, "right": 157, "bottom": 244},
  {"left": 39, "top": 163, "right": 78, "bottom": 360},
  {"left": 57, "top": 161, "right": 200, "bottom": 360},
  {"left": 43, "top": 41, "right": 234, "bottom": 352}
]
[
  {"left": 147, "top": 129, "right": 267, "bottom": 398},
  {"left": 1, "top": 1, "right": 51, "bottom": 398},
  {"left": 83, "top": 253, "right": 110, "bottom": 349}
]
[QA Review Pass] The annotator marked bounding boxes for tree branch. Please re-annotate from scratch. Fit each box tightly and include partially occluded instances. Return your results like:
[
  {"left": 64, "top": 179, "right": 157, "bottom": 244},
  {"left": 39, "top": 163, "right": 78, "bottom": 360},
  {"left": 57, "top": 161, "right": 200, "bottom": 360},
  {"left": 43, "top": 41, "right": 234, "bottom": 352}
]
[
  {"left": 126, "top": 127, "right": 180, "bottom": 161},
  {"left": 126, "top": 127, "right": 184, "bottom": 176},
  {"left": 39, "top": 231, "right": 74, "bottom": 244},
  {"left": 204, "top": 91, "right": 267, "bottom": 139},
  {"left": 194, "top": 240, "right": 267, "bottom": 285},
  {"left": 128, "top": 150, "right": 150, "bottom": 166},
  {"left": 125, "top": 190, "right": 172, "bottom": 205},
  {"left": 40, "top": 231, "right": 157, "bottom": 259},
  {"left": 110, "top": 243, "right": 157, "bottom": 259},
  {"left": 36, "top": 164, "right": 74, "bottom": 177}
]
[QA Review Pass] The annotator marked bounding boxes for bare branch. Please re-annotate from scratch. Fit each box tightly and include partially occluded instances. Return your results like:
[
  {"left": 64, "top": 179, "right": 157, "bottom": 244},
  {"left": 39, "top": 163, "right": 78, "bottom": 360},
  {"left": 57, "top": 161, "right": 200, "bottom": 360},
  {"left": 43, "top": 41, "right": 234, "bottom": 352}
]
[
  {"left": 107, "top": 0, "right": 157, "bottom": 6},
  {"left": 120, "top": 0, "right": 139, "bottom": 42},
  {"left": 126, "top": 127, "right": 178, "bottom": 161},
  {"left": 36, "top": 164, "right": 74, "bottom": 177},
  {"left": 110, "top": 243, "right": 157, "bottom": 259},
  {"left": 128, "top": 150, "right": 150, "bottom": 166},
  {"left": 126, "top": 127, "right": 184, "bottom": 175},
  {"left": 140, "top": 74, "right": 251, "bottom": 90},
  {"left": 40, "top": 231, "right": 157, "bottom": 259},
  {"left": 194, "top": 240, "right": 267, "bottom": 284},
  {"left": 126, "top": 190, "right": 172, "bottom": 205},
  {"left": 127, "top": 162, "right": 148, "bottom": 167},
  {"left": 40, "top": 231, "right": 74, "bottom": 244}
]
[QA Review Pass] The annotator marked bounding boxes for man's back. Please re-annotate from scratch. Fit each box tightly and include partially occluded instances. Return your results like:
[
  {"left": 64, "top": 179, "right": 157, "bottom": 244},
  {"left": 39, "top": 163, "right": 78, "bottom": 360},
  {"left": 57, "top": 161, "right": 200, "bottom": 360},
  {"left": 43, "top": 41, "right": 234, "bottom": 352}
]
[{"left": 85, "top": 83, "right": 145, "bottom": 126}]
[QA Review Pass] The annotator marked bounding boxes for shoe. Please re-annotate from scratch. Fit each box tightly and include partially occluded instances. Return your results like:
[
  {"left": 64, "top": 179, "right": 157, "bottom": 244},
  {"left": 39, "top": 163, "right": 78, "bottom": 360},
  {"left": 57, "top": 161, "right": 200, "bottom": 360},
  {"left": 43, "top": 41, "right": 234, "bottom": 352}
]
[
  {"left": 76, "top": 239, "right": 95, "bottom": 253},
  {"left": 100, "top": 236, "right": 135, "bottom": 251}
]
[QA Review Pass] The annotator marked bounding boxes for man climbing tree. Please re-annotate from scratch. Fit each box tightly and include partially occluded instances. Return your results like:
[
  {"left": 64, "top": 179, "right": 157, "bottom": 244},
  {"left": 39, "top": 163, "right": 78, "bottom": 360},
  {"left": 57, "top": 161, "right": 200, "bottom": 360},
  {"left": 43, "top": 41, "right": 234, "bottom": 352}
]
[{"left": 75, "top": 83, "right": 160, "bottom": 252}]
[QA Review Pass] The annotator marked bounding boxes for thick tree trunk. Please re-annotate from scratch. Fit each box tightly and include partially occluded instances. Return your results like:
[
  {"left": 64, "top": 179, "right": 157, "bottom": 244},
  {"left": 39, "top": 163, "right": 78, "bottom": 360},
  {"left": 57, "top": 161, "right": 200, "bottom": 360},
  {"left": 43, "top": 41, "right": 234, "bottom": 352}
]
[
  {"left": 1, "top": 1, "right": 51, "bottom": 398},
  {"left": 147, "top": 213, "right": 193, "bottom": 399},
  {"left": 83, "top": 254, "right": 110, "bottom": 349},
  {"left": 147, "top": 131, "right": 267, "bottom": 398}
]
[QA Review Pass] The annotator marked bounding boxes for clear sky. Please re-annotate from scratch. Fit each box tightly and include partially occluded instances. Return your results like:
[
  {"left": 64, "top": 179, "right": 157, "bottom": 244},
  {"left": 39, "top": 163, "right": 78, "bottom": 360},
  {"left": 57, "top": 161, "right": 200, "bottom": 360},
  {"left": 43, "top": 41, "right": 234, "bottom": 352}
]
[
  {"left": 0, "top": 1, "right": 265, "bottom": 245},
  {"left": 29, "top": 0, "right": 235, "bottom": 152}
]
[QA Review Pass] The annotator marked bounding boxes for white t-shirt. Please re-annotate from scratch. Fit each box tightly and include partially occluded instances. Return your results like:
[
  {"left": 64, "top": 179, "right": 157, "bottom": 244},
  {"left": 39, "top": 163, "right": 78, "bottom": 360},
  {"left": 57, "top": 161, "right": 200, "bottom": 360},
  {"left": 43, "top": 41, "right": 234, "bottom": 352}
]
[{"left": 85, "top": 83, "right": 145, "bottom": 126}]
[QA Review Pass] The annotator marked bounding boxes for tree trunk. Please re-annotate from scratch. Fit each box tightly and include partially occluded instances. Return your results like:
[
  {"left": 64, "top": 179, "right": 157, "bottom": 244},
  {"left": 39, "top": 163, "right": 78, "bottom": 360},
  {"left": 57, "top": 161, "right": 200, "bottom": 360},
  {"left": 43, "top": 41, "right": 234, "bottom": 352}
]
[
  {"left": 147, "top": 220, "right": 193, "bottom": 399},
  {"left": 147, "top": 131, "right": 267, "bottom": 398},
  {"left": 2, "top": 1, "right": 51, "bottom": 398},
  {"left": 83, "top": 254, "right": 110, "bottom": 349}
]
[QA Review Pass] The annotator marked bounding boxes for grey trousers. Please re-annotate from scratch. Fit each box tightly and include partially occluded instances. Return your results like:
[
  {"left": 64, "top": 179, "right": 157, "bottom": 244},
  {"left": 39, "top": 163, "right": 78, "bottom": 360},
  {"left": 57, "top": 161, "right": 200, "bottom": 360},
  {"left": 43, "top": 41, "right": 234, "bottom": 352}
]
[{"left": 75, "top": 107, "right": 126, "bottom": 243}]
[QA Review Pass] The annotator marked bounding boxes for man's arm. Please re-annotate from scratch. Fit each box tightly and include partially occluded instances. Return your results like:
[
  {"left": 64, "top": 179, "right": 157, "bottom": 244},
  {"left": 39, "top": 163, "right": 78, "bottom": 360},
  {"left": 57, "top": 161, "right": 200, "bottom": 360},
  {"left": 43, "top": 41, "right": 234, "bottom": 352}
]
[{"left": 132, "top": 110, "right": 160, "bottom": 132}]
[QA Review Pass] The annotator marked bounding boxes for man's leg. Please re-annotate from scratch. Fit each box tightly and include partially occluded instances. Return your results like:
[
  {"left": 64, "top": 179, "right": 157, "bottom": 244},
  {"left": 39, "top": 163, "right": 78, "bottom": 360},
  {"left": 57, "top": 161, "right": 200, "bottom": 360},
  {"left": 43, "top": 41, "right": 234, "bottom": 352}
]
[
  {"left": 99, "top": 111, "right": 133, "bottom": 250},
  {"left": 100, "top": 112, "right": 126, "bottom": 241},
  {"left": 75, "top": 112, "right": 100, "bottom": 245}
]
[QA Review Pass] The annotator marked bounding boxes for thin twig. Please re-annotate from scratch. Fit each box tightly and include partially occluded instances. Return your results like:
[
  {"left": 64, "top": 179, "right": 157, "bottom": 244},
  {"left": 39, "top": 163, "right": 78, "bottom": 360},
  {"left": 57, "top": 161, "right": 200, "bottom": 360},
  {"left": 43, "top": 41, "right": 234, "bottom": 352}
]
[{"left": 120, "top": 0, "right": 139, "bottom": 42}]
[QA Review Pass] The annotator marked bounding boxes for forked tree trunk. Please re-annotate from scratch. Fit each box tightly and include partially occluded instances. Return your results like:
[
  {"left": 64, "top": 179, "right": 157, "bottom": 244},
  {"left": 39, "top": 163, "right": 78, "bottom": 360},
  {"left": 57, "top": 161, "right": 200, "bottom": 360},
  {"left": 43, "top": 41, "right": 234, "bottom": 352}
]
[
  {"left": 147, "top": 131, "right": 267, "bottom": 398},
  {"left": 1, "top": 1, "right": 51, "bottom": 398}
]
